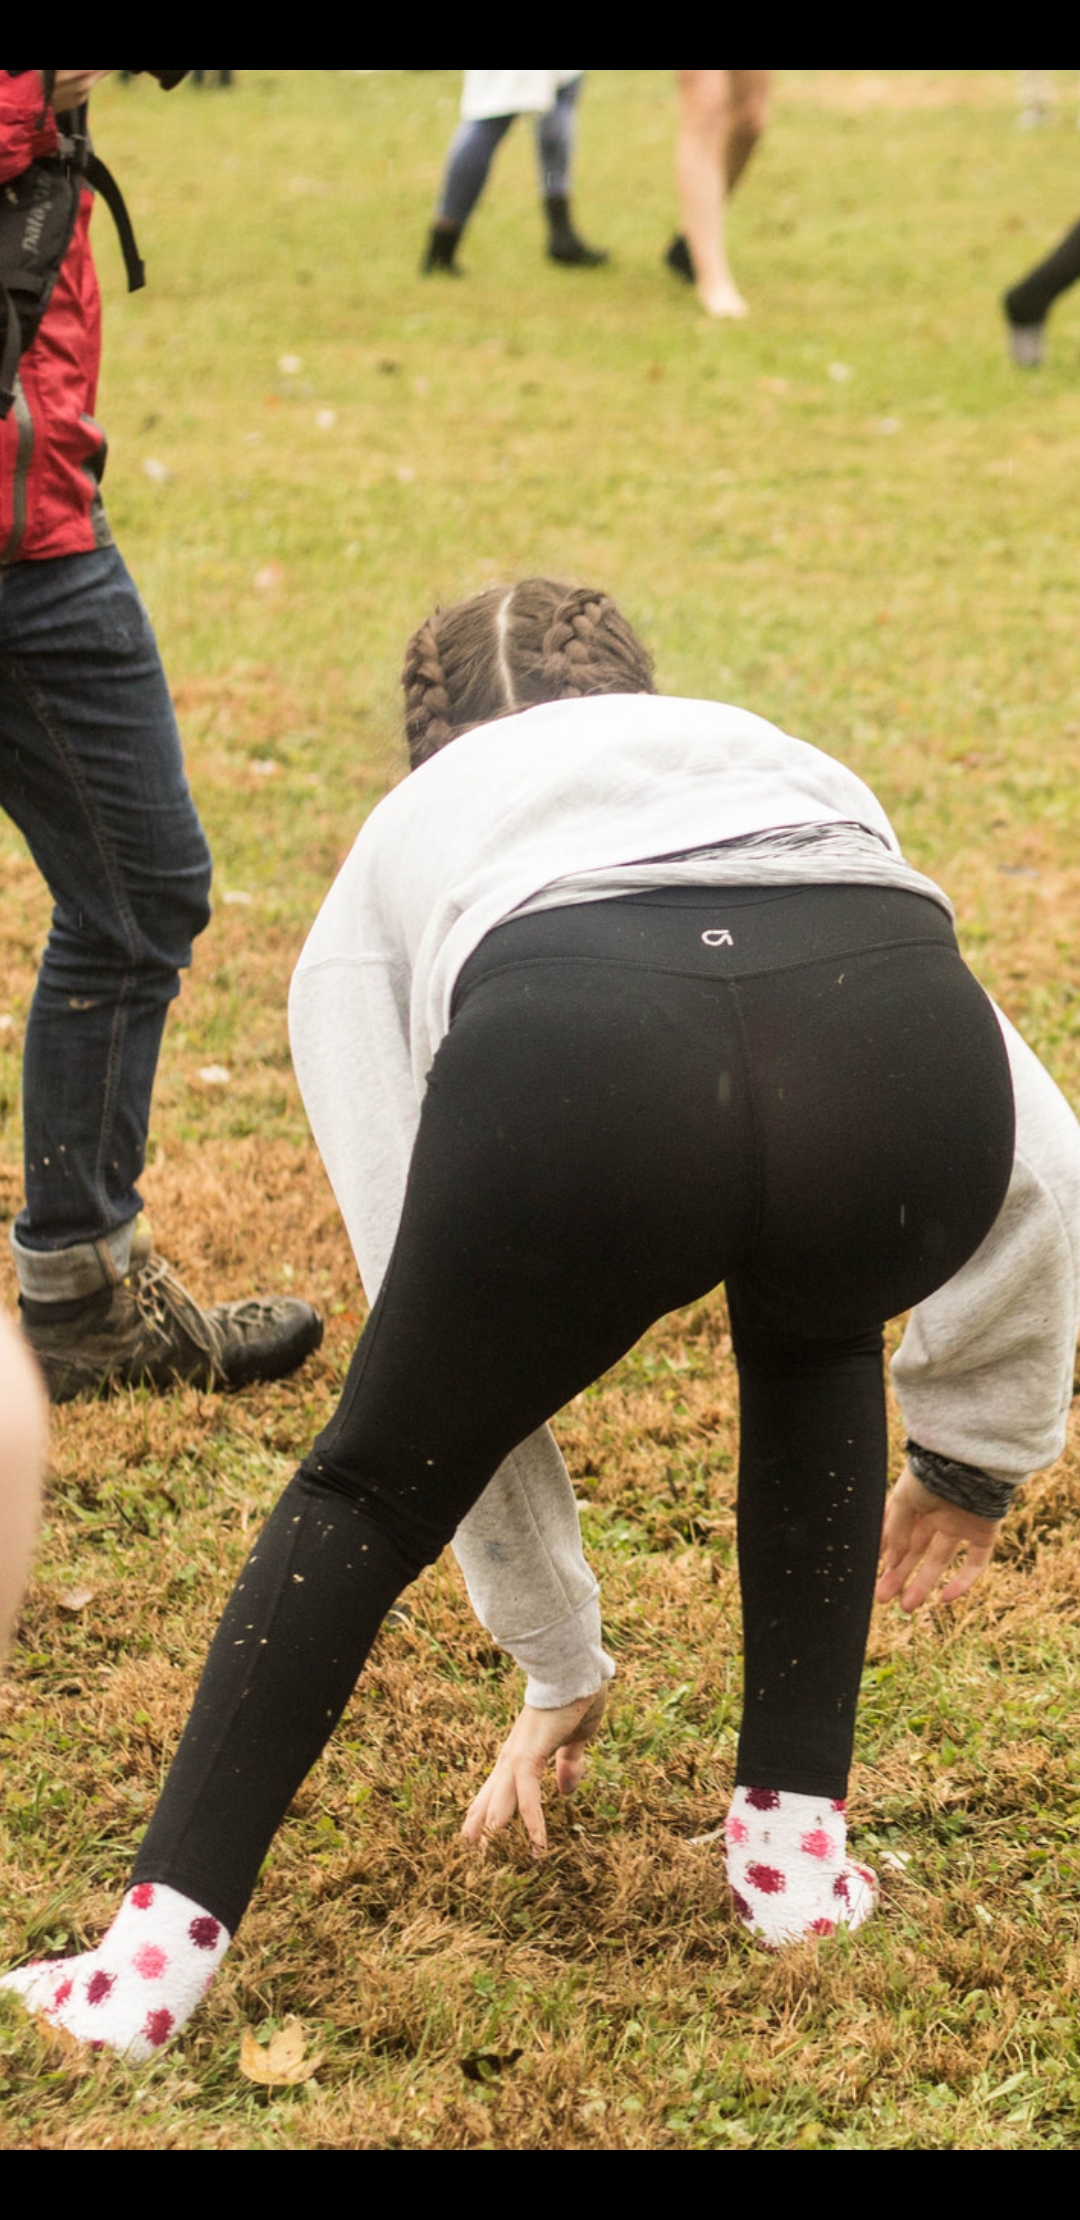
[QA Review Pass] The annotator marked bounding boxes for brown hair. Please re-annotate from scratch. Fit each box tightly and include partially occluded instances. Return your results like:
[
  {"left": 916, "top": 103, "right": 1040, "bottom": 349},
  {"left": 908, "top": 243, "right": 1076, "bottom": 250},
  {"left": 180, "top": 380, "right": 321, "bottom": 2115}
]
[{"left": 401, "top": 577, "right": 655, "bottom": 768}]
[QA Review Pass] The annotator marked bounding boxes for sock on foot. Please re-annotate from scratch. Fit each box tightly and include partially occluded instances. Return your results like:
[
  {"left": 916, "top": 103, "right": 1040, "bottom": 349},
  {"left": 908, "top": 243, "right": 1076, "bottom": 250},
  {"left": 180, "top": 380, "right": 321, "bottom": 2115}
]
[
  {"left": 0, "top": 1883, "right": 229, "bottom": 2062},
  {"left": 725, "top": 1785, "right": 877, "bottom": 1945}
]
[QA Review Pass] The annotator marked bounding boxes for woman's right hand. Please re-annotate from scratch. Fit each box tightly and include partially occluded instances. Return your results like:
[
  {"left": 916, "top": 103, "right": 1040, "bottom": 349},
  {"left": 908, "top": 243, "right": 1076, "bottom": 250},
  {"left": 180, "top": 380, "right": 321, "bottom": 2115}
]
[
  {"left": 462, "top": 1686, "right": 608, "bottom": 1856},
  {"left": 876, "top": 1460, "right": 1002, "bottom": 1614}
]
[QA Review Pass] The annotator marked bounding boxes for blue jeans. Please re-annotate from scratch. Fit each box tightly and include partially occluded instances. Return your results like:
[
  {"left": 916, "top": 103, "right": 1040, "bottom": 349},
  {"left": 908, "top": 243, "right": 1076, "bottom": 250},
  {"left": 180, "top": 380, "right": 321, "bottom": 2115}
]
[
  {"left": 437, "top": 79, "right": 580, "bottom": 226},
  {"left": 0, "top": 547, "right": 211, "bottom": 1287}
]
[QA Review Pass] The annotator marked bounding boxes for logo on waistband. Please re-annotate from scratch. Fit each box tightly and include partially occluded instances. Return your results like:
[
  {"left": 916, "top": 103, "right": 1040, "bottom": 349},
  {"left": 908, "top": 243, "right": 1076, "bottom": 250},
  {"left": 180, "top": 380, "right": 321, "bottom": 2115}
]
[{"left": 701, "top": 929, "right": 734, "bottom": 948}]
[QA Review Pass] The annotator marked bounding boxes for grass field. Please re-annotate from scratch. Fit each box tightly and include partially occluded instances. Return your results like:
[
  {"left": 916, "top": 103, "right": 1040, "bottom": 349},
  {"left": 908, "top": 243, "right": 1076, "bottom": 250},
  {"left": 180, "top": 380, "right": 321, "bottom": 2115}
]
[{"left": 3, "top": 68, "right": 1080, "bottom": 2150}]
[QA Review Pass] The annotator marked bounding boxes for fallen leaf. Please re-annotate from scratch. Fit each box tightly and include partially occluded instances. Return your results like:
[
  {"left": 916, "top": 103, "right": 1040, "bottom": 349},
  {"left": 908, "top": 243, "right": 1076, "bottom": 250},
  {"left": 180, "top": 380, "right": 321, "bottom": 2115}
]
[
  {"left": 142, "top": 457, "right": 171, "bottom": 483},
  {"left": 222, "top": 890, "right": 253, "bottom": 906},
  {"left": 279, "top": 353, "right": 303, "bottom": 375},
  {"left": 198, "top": 1065, "right": 231, "bottom": 1086},
  {"left": 239, "top": 2020, "right": 322, "bottom": 2086},
  {"left": 57, "top": 1587, "right": 95, "bottom": 1614},
  {"left": 253, "top": 563, "right": 283, "bottom": 594},
  {"left": 828, "top": 361, "right": 853, "bottom": 383},
  {"left": 315, "top": 408, "right": 337, "bottom": 430}
]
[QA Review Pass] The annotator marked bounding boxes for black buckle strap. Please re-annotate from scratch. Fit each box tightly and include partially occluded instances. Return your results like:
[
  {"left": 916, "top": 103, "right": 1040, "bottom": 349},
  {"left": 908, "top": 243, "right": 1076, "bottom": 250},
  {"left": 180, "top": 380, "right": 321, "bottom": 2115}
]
[
  {"left": 83, "top": 152, "right": 145, "bottom": 293},
  {"left": 0, "top": 282, "right": 23, "bottom": 418}
]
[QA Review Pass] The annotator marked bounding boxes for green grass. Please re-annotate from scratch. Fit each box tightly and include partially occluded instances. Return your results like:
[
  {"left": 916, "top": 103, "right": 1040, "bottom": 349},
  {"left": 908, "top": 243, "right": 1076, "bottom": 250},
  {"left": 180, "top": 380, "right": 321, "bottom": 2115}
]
[{"left": 3, "top": 69, "right": 1080, "bottom": 2148}]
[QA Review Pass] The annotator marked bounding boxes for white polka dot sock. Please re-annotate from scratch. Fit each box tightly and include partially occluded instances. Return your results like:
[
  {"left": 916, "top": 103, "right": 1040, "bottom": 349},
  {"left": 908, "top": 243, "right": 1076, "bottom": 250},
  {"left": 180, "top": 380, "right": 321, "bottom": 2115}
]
[
  {"left": 725, "top": 1785, "right": 877, "bottom": 1946},
  {"left": 0, "top": 1883, "right": 230, "bottom": 2062}
]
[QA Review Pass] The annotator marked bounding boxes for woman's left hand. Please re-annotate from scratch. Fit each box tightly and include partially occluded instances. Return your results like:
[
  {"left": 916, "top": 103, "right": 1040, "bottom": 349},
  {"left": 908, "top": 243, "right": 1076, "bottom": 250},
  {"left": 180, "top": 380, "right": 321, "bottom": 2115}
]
[
  {"left": 876, "top": 1460, "right": 1002, "bottom": 1614},
  {"left": 461, "top": 1687, "right": 608, "bottom": 1856}
]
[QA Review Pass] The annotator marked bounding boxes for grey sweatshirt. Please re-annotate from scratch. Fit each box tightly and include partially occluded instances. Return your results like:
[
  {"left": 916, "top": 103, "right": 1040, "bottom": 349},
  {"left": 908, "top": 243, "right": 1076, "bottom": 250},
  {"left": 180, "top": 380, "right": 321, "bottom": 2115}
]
[{"left": 289, "top": 694, "right": 1080, "bottom": 1707}]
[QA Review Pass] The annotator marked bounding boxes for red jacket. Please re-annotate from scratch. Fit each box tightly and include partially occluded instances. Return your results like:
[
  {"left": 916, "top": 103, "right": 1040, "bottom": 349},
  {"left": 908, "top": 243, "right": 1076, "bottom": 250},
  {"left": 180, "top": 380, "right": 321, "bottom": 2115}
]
[{"left": 0, "top": 70, "right": 110, "bottom": 564}]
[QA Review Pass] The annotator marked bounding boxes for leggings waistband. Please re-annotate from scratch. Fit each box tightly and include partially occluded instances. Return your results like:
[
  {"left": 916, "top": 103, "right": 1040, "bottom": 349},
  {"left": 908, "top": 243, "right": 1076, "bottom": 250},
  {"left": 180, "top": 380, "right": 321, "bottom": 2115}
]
[{"left": 456, "top": 883, "right": 957, "bottom": 1003}]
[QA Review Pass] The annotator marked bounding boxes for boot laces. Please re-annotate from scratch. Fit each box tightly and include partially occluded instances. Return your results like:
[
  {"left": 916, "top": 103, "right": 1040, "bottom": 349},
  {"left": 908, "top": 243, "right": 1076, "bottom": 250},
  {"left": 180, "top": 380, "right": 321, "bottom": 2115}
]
[{"left": 130, "top": 1252, "right": 223, "bottom": 1366}]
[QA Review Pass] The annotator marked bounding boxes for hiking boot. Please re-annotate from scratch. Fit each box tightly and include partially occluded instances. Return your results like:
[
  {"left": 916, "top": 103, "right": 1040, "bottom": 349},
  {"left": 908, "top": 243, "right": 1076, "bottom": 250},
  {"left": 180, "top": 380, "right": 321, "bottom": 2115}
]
[
  {"left": 21, "top": 1223, "right": 323, "bottom": 1404},
  {"left": 544, "top": 194, "right": 608, "bottom": 267}
]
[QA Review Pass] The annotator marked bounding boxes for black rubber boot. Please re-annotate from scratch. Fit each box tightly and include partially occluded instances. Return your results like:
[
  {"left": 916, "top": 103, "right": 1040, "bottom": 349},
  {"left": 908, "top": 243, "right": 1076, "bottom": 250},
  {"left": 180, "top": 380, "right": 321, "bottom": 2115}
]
[
  {"left": 422, "top": 222, "right": 464, "bottom": 275},
  {"left": 544, "top": 195, "right": 608, "bottom": 267},
  {"left": 665, "top": 234, "right": 695, "bottom": 284}
]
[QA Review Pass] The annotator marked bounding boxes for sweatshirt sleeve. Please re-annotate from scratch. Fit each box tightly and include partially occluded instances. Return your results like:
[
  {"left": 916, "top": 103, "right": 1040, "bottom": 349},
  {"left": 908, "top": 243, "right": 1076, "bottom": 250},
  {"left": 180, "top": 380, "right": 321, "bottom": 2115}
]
[
  {"left": 0, "top": 73, "right": 59, "bottom": 185},
  {"left": 891, "top": 1003, "right": 1080, "bottom": 1505},
  {"left": 288, "top": 944, "right": 614, "bottom": 1707}
]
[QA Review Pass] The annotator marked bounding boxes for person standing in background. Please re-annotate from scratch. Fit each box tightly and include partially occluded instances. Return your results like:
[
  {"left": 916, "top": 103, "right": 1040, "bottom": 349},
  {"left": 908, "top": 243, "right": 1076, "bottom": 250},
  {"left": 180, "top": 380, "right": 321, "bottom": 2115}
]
[
  {"left": 666, "top": 70, "right": 772, "bottom": 320},
  {"left": 1003, "top": 215, "right": 1080, "bottom": 365},
  {"left": 422, "top": 71, "right": 608, "bottom": 275},
  {"left": 0, "top": 69, "right": 323, "bottom": 1402}
]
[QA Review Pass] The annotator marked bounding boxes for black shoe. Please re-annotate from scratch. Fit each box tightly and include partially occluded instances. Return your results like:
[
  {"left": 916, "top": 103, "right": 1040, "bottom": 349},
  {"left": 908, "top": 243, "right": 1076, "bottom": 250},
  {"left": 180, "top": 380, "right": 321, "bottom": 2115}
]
[
  {"left": 422, "top": 223, "right": 464, "bottom": 275},
  {"left": 544, "top": 195, "right": 608, "bottom": 267},
  {"left": 22, "top": 1224, "right": 323, "bottom": 1403},
  {"left": 665, "top": 234, "right": 695, "bottom": 285}
]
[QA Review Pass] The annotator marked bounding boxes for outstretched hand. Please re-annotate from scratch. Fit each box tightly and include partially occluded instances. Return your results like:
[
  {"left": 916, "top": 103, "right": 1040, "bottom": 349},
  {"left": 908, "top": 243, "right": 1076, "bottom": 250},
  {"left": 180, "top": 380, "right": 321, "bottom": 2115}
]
[
  {"left": 462, "top": 1687, "right": 608, "bottom": 1856},
  {"left": 876, "top": 1460, "right": 1002, "bottom": 1614}
]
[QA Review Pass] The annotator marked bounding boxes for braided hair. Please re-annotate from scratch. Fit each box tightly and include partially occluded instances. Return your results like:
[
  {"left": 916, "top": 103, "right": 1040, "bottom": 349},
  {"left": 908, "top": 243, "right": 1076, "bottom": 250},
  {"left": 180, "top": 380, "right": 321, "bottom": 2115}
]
[{"left": 401, "top": 578, "right": 655, "bottom": 768}]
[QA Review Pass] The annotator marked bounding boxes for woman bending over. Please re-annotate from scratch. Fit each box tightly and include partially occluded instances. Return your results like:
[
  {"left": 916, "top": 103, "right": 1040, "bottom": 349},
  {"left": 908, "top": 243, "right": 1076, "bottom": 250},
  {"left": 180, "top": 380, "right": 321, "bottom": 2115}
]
[{"left": 4, "top": 580, "right": 1080, "bottom": 2058}]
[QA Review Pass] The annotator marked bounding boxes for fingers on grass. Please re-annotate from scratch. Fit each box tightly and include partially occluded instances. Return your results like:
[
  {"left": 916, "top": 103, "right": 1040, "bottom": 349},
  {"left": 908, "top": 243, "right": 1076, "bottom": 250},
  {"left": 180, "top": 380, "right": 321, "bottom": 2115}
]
[
  {"left": 899, "top": 1534, "right": 964, "bottom": 1612},
  {"left": 517, "top": 1769, "right": 548, "bottom": 1856},
  {"left": 938, "top": 1546, "right": 992, "bottom": 1604},
  {"left": 555, "top": 1740, "right": 588, "bottom": 1796}
]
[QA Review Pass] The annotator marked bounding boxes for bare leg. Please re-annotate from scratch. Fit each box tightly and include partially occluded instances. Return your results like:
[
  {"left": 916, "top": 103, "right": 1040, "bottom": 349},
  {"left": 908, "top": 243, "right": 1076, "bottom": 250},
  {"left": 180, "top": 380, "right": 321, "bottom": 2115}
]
[
  {"left": 725, "top": 69, "right": 771, "bottom": 191},
  {"left": 674, "top": 69, "right": 770, "bottom": 319}
]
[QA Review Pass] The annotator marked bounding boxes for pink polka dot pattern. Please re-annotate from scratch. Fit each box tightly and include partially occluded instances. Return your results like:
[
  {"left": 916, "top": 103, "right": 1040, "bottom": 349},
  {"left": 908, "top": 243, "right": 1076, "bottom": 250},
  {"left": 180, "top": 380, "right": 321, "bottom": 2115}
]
[
  {"left": 0, "top": 1881, "right": 231, "bottom": 2064},
  {"left": 724, "top": 1785, "right": 878, "bottom": 1949},
  {"left": 746, "top": 1861, "right": 786, "bottom": 1895},
  {"left": 133, "top": 1943, "right": 168, "bottom": 1980},
  {"left": 799, "top": 1829, "right": 835, "bottom": 1860}
]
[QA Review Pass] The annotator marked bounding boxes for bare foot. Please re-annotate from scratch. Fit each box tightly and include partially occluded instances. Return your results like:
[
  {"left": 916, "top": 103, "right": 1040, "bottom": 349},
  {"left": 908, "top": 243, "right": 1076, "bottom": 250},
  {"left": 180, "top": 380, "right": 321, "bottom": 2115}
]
[{"left": 698, "top": 278, "right": 749, "bottom": 320}]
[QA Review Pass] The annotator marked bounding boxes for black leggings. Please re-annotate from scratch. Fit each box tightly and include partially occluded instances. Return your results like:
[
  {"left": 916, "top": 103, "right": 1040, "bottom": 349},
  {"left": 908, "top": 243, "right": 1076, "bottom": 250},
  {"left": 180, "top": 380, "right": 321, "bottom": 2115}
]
[{"left": 132, "top": 886, "right": 1015, "bottom": 1931}]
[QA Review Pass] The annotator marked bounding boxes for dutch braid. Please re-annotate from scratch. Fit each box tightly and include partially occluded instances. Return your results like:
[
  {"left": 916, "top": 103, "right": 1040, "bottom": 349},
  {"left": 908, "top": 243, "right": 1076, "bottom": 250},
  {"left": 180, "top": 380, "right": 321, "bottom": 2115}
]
[
  {"left": 400, "top": 578, "right": 655, "bottom": 768},
  {"left": 402, "top": 615, "right": 455, "bottom": 767},
  {"left": 538, "top": 587, "right": 654, "bottom": 701}
]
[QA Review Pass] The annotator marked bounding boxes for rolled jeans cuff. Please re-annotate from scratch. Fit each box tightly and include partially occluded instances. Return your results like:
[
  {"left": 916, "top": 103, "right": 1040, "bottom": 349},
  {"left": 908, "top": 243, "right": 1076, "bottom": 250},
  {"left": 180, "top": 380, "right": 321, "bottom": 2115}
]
[{"left": 11, "top": 1217, "right": 137, "bottom": 1304}]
